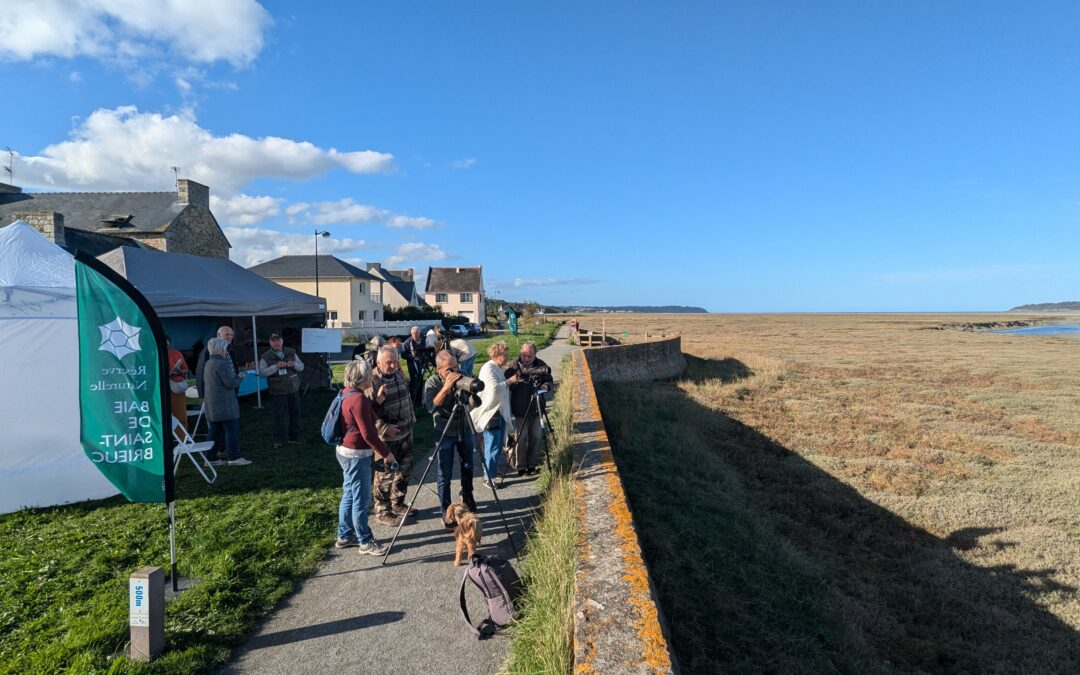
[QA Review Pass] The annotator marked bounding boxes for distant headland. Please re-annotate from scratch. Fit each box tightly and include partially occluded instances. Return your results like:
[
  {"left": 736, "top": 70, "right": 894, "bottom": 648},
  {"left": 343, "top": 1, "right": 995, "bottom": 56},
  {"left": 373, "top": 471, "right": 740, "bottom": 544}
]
[
  {"left": 562, "top": 305, "right": 708, "bottom": 314},
  {"left": 1009, "top": 301, "right": 1080, "bottom": 311}
]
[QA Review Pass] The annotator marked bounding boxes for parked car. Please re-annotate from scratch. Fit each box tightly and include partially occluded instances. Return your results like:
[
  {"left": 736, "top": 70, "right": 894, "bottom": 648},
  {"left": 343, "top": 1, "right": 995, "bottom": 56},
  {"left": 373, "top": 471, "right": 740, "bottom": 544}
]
[
  {"left": 467, "top": 323, "right": 483, "bottom": 336},
  {"left": 448, "top": 324, "right": 470, "bottom": 338}
]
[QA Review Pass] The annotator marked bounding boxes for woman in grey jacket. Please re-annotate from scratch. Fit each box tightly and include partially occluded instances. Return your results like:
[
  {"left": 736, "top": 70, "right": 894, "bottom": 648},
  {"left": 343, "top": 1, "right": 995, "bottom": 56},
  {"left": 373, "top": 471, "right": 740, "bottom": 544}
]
[{"left": 204, "top": 337, "right": 251, "bottom": 466}]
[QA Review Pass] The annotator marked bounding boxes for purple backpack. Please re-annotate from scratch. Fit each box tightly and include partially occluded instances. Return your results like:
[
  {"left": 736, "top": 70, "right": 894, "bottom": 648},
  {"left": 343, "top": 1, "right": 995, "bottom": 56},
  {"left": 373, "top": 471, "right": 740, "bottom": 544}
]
[{"left": 458, "top": 554, "right": 519, "bottom": 639}]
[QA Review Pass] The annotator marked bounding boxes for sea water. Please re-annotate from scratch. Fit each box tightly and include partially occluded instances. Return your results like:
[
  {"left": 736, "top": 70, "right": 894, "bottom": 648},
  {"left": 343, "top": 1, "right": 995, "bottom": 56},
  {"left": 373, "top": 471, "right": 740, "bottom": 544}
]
[{"left": 994, "top": 324, "right": 1080, "bottom": 336}]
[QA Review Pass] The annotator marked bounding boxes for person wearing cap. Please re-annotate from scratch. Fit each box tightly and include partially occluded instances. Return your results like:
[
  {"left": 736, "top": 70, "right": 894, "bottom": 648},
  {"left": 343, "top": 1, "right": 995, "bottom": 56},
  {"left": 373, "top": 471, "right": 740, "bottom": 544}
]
[{"left": 258, "top": 332, "right": 305, "bottom": 448}]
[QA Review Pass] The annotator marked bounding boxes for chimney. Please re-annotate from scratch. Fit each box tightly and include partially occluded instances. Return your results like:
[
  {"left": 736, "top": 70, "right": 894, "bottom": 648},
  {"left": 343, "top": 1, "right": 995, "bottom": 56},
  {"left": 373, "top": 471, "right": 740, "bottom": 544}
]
[
  {"left": 0, "top": 182, "right": 22, "bottom": 195},
  {"left": 368, "top": 262, "right": 382, "bottom": 271},
  {"left": 14, "top": 211, "right": 65, "bottom": 246},
  {"left": 176, "top": 179, "right": 209, "bottom": 208}
]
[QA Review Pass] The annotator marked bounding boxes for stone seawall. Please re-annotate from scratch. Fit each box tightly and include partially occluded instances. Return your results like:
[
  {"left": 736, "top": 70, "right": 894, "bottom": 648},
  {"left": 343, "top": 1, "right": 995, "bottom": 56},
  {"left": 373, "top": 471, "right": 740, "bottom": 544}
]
[
  {"left": 570, "top": 349, "right": 677, "bottom": 673},
  {"left": 582, "top": 336, "right": 686, "bottom": 382}
]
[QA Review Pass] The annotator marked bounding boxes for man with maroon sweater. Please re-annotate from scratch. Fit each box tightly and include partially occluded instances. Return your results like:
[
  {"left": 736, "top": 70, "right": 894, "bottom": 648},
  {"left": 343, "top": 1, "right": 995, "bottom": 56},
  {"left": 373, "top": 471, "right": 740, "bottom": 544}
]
[{"left": 335, "top": 359, "right": 397, "bottom": 555}]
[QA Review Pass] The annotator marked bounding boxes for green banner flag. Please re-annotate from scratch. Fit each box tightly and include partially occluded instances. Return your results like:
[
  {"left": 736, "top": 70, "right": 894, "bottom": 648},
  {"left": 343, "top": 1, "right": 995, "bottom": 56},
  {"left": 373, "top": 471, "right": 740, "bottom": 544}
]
[
  {"left": 508, "top": 307, "right": 518, "bottom": 336},
  {"left": 75, "top": 253, "right": 173, "bottom": 503}
]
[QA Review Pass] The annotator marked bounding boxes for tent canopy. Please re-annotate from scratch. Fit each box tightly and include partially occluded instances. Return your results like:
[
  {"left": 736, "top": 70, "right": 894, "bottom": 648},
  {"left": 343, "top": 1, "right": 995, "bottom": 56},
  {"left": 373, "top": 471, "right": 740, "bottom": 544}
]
[
  {"left": 0, "top": 220, "right": 118, "bottom": 512},
  {"left": 98, "top": 247, "right": 325, "bottom": 317}
]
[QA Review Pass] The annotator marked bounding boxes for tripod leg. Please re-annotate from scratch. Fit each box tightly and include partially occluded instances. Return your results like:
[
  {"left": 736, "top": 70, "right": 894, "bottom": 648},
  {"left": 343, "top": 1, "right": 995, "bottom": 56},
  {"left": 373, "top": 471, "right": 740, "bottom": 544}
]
[
  {"left": 502, "top": 395, "right": 535, "bottom": 480},
  {"left": 466, "top": 409, "right": 521, "bottom": 560},
  {"left": 381, "top": 409, "right": 458, "bottom": 565}
]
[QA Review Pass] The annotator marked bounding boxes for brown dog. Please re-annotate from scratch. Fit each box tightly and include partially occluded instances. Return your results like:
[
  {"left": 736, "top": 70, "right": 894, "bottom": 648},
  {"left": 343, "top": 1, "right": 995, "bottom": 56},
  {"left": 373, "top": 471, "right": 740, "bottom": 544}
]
[{"left": 445, "top": 502, "right": 483, "bottom": 566}]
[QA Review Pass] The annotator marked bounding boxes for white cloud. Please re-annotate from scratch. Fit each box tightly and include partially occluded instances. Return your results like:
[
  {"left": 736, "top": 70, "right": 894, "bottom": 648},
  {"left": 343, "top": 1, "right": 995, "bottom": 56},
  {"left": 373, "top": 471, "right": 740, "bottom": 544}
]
[
  {"left": 0, "top": 0, "right": 272, "bottom": 68},
  {"left": 386, "top": 214, "right": 439, "bottom": 229},
  {"left": 210, "top": 193, "right": 280, "bottom": 225},
  {"left": 11, "top": 106, "right": 394, "bottom": 194},
  {"left": 68, "top": 70, "right": 82, "bottom": 83},
  {"left": 452, "top": 157, "right": 478, "bottom": 170},
  {"left": 310, "top": 198, "right": 389, "bottom": 226},
  {"left": 226, "top": 226, "right": 366, "bottom": 268},
  {"left": 385, "top": 242, "right": 455, "bottom": 267},
  {"left": 511, "top": 278, "right": 600, "bottom": 288}
]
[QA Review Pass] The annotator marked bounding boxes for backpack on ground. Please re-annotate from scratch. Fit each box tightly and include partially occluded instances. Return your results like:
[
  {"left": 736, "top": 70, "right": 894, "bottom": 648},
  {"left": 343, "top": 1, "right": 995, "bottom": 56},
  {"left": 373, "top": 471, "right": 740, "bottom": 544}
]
[
  {"left": 459, "top": 554, "right": 520, "bottom": 639},
  {"left": 320, "top": 391, "right": 361, "bottom": 445}
]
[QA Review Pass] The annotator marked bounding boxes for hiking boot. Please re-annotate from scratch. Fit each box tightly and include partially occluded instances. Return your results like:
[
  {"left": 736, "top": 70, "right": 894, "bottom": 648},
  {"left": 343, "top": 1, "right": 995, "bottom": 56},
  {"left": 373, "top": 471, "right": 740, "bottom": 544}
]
[
  {"left": 392, "top": 504, "right": 418, "bottom": 518},
  {"left": 334, "top": 537, "right": 358, "bottom": 549},
  {"left": 375, "top": 513, "right": 403, "bottom": 527},
  {"left": 228, "top": 457, "right": 253, "bottom": 466},
  {"left": 358, "top": 540, "right": 388, "bottom": 556}
]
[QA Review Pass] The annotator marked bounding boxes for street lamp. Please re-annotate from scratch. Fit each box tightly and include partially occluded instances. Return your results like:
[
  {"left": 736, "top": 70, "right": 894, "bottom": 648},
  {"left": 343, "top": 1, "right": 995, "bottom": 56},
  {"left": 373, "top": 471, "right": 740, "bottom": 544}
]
[{"left": 314, "top": 229, "right": 330, "bottom": 305}]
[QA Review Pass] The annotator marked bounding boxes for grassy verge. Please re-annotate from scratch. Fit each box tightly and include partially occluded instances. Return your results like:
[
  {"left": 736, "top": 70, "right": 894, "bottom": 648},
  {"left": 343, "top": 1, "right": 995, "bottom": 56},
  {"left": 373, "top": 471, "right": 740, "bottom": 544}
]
[
  {"left": 595, "top": 352, "right": 1080, "bottom": 673},
  {"left": 502, "top": 357, "right": 576, "bottom": 675},
  {"left": 0, "top": 391, "right": 436, "bottom": 674}
]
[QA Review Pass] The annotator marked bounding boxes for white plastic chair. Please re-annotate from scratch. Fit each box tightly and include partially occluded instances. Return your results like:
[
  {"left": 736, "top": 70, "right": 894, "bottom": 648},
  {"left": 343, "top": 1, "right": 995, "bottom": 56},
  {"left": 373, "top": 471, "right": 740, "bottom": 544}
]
[
  {"left": 171, "top": 415, "right": 217, "bottom": 484},
  {"left": 185, "top": 386, "right": 205, "bottom": 438}
]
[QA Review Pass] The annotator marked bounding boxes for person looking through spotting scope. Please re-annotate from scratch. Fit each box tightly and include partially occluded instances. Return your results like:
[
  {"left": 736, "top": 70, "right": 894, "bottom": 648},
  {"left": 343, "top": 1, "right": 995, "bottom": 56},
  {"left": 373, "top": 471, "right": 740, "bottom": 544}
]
[
  {"left": 423, "top": 350, "right": 477, "bottom": 518},
  {"left": 505, "top": 340, "right": 553, "bottom": 475}
]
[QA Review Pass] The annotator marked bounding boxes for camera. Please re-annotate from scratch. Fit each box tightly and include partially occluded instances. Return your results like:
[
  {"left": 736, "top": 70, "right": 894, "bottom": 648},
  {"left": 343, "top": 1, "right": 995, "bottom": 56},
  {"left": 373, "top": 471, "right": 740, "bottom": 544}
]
[{"left": 452, "top": 370, "right": 484, "bottom": 394}]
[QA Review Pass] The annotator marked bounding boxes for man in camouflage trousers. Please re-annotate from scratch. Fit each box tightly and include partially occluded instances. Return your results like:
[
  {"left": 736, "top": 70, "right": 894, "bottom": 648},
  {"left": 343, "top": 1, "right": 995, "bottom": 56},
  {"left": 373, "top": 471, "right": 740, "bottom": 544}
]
[{"left": 369, "top": 345, "right": 417, "bottom": 526}]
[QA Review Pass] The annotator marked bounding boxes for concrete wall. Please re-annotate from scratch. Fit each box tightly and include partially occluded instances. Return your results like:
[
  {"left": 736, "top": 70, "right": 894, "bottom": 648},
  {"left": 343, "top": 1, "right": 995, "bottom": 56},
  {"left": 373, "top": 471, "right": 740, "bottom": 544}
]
[
  {"left": 582, "top": 335, "right": 686, "bottom": 382},
  {"left": 570, "top": 349, "right": 677, "bottom": 673}
]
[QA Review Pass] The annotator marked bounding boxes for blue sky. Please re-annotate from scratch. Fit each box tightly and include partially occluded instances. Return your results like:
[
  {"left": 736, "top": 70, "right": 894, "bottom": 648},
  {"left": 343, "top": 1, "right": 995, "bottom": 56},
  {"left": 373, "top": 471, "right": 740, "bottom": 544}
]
[{"left": 2, "top": 1, "right": 1080, "bottom": 311}]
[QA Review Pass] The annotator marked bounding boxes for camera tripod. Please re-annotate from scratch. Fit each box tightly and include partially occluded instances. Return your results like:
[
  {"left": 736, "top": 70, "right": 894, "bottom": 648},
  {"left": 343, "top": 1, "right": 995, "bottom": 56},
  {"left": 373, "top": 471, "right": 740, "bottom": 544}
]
[
  {"left": 382, "top": 390, "right": 521, "bottom": 564},
  {"left": 502, "top": 389, "right": 556, "bottom": 480}
]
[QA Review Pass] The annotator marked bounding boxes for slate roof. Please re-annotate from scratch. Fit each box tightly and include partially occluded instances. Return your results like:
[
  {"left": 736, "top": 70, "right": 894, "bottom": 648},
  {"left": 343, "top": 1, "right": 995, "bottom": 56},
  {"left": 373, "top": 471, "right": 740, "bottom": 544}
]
[
  {"left": 0, "top": 191, "right": 184, "bottom": 234},
  {"left": 425, "top": 266, "right": 483, "bottom": 294},
  {"left": 248, "top": 255, "right": 382, "bottom": 281}
]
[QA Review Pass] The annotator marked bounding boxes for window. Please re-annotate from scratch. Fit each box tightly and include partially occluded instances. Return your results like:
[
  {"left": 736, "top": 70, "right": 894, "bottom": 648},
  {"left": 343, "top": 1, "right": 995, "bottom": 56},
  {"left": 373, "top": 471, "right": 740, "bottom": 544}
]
[
  {"left": 358, "top": 310, "right": 366, "bottom": 321},
  {"left": 373, "top": 310, "right": 379, "bottom": 321},
  {"left": 358, "top": 283, "right": 365, "bottom": 294},
  {"left": 436, "top": 293, "right": 448, "bottom": 303},
  {"left": 460, "top": 292, "right": 473, "bottom": 303},
  {"left": 329, "top": 311, "right": 338, "bottom": 320}
]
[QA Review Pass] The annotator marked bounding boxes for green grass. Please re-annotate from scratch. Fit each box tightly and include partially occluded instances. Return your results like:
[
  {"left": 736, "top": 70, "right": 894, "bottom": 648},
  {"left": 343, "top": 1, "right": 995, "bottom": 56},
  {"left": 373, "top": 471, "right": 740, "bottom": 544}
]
[
  {"left": 0, "top": 323, "right": 563, "bottom": 674},
  {"left": 0, "top": 392, "right": 436, "bottom": 674},
  {"left": 502, "top": 357, "right": 576, "bottom": 675}
]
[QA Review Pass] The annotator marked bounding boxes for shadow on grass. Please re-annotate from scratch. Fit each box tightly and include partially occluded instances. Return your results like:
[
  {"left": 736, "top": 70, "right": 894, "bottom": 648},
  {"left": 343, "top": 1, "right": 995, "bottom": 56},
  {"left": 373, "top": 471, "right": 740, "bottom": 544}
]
[
  {"left": 595, "top": 358, "right": 1080, "bottom": 674},
  {"left": 681, "top": 354, "right": 753, "bottom": 384}
]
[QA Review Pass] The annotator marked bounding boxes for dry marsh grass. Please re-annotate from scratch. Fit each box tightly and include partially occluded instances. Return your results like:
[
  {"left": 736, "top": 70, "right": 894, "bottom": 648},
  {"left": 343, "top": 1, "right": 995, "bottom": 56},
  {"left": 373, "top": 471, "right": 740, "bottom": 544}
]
[{"left": 575, "top": 313, "right": 1080, "bottom": 673}]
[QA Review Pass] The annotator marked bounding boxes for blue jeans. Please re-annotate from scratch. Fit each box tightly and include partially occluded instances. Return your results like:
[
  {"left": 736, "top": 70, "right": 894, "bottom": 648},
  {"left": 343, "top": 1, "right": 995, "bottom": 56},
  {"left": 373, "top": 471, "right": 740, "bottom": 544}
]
[
  {"left": 481, "top": 416, "right": 505, "bottom": 482},
  {"left": 337, "top": 454, "right": 374, "bottom": 544},
  {"left": 209, "top": 418, "right": 240, "bottom": 460},
  {"left": 436, "top": 432, "right": 475, "bottom": 513},
  {"left": 459, "top": 355, "right": 477, "bottom": 376}
]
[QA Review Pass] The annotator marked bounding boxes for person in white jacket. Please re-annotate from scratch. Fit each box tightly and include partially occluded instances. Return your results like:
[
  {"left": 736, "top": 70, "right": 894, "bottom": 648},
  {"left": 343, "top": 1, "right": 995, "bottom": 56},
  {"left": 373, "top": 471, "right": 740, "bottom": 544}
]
[{"left": 470, "top": 341, "right": 516, "bottom": 488}]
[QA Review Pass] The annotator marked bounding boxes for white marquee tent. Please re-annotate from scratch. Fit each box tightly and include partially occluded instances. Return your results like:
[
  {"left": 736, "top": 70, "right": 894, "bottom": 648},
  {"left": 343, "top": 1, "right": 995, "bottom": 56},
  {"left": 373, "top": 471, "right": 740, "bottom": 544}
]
[{"left": 0, "top": 221, "right": 119, "bottom": 513}]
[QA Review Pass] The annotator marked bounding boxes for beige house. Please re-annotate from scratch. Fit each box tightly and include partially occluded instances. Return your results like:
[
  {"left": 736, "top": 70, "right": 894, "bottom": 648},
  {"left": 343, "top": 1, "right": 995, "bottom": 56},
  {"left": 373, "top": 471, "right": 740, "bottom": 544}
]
[
  {"left": 0, "top": 178, "right": 230, "bottom": 258},
  {"left": 366, "top": 263, "right": 421, "bottom": 309},
  {"left": 249, "top": 255, "right": 385, "bottom": 327},
  {"left": 424, "top": 266, "right": 486, "bottom": 323}
]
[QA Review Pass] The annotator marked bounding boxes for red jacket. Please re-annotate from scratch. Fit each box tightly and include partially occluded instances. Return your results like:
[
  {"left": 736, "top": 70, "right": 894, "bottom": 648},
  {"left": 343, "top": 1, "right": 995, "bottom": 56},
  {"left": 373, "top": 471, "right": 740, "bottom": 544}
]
[{"left": 340, "top": 387, "right": 390, "bottom": 457}]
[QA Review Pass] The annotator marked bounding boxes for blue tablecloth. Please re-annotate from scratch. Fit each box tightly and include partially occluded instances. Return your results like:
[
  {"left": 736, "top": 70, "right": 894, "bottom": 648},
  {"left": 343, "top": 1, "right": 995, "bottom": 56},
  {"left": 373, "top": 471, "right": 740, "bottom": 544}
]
[{"left": 238, "top": 370, "right": 268, "bottom": 397}]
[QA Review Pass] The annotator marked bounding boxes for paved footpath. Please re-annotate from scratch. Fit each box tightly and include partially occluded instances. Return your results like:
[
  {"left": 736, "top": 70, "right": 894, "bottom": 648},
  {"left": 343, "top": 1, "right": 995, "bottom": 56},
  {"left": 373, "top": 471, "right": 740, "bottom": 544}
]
[{"left": 226, "top": 326, "right": 576, "bottom": 675}]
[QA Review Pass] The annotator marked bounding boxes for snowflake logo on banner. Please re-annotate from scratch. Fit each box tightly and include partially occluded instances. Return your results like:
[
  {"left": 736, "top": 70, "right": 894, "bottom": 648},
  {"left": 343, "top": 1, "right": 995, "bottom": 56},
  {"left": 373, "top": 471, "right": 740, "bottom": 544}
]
[{"left": 98, "top": 316, "right": 142, "bottom": 360}]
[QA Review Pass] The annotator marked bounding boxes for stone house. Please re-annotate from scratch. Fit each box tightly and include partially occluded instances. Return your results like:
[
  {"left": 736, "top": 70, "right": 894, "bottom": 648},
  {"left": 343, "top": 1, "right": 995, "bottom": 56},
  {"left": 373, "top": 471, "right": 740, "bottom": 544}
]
[
  {"left": 424, "top": 266, "right": 486, "bottom": 323},
  {"left": 249, "top": 255, "right": 386, "bottom": 327},
  {"left": 0, "top": 179, "right": 230, "bottom": 258}
]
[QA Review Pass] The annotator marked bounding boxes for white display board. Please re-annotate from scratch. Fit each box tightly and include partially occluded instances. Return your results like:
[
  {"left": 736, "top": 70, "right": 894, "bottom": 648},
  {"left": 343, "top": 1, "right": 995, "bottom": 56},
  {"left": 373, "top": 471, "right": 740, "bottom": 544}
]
[{"left": 302, "top": 327, "right": 343, "bottom": 353}]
